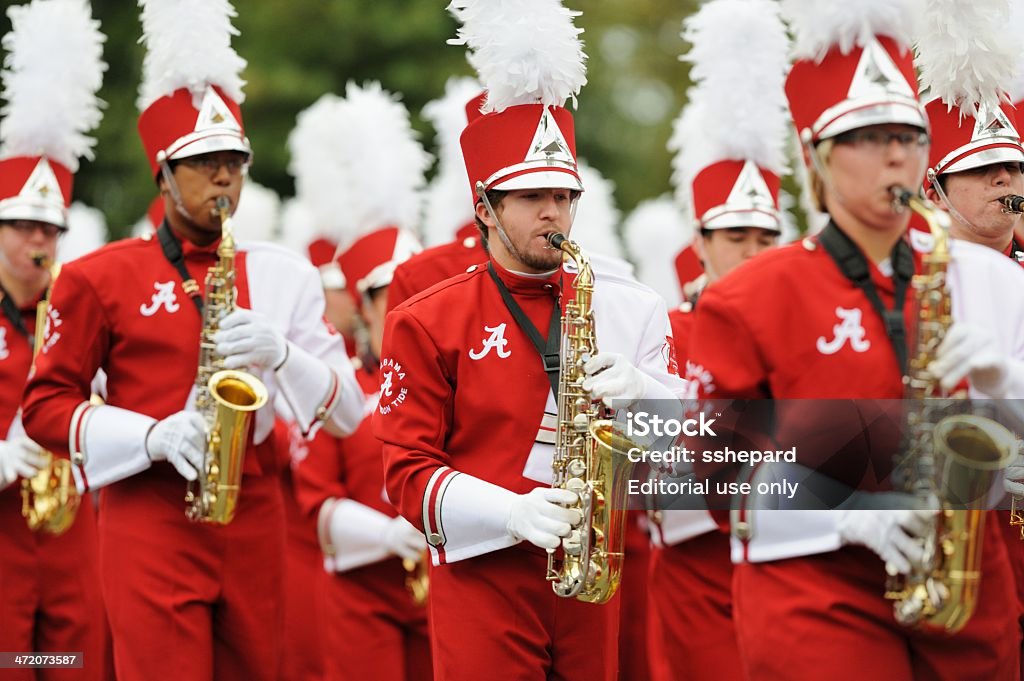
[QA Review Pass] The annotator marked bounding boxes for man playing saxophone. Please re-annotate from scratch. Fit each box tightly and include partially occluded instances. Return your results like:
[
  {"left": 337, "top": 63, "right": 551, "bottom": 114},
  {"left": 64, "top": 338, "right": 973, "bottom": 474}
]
[
  {"left": 684, "top": 1, "right": 1024, "bottom": 679},
  {"left": 373, "top": 3, "right": 686, "bottom": 680},
  {"left": 20, "top": 3, "right": 363, "bottom": 680},
  {"left": 0, "top": 1, "right": 111, "bottom": 678}
]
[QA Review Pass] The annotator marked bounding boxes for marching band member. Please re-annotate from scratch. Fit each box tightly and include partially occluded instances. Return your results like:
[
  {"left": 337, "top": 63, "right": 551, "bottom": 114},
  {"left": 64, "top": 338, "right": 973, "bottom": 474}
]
[
  {"left": 290, "top": 82, "right": 433, "bottom": 681},
  {"left": 386, "top": 79, "right": 486, "bottom": 312},
  {"left": 916, "top": 5, "right": 1024, "bottom": 673},
  {"left": 0, "top": 2, "right": 110, "bottom": 679},
  {"left": 649, "top": 2, "right": 789, "bottom": 679},
  {"left": 21, "top": 2, "right": 363, "bottom": 680},
  {"left": 374, "top": 2, "right": 686, "bottom": 679},
  {"left": 686, "top": 0, "right": 1024, "bottom": 678}
]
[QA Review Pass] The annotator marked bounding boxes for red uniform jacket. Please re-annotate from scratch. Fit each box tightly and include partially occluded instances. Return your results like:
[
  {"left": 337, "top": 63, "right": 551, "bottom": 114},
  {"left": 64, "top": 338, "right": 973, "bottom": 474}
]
[
  {"left": 387, "top": 224, "right": 486, "bottom": 312},
  {"left": 374, "top": 258, "right": 685, "bottom": 565}
]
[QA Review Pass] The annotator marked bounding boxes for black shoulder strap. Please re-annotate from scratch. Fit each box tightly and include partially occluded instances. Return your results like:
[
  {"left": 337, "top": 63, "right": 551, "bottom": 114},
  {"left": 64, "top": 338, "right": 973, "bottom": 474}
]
[
  {"left": 156, "top": 220, "right": 203, "bottom": 313},
  {"left": 818, "top": 221, "right": 912, "bottom": 375},
  {"left": 0, "top": 282, "right": 32, "bottom": 342},
  {"left": 486, "top": 263, "right": 561, "bottom": 396}
]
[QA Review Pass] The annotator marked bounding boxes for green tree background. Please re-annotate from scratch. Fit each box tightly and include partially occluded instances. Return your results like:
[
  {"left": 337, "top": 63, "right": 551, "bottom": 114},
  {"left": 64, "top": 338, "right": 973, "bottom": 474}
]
[{"left": 0, "top": 0, "right": 702, "bottom": 239}]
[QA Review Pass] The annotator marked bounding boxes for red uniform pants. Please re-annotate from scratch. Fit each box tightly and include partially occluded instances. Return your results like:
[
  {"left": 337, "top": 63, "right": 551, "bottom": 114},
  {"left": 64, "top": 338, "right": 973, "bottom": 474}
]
[
  {"left": 647, "top": 530, "right": 742, "bottom": 681},
  {"left": 997, "top": 510, "right": 1024, "bottom": 681},
  {"left": 98, "top": 469, "right": 285, "bottom": 681},
  {"left": 617, "top": 515, "right": 657, "bottom": 681},
  {"left": 428, "top": 546, "right": 620, "bottom": 681},
  {"left": 733, "top": 520, "right": 1019, "bottom": 681},
  {"left": 0, "top": 489, "right": 109, "bottom": 681},
  {"left": 322, "top": 558, "right": 431, "bottom": 681}
]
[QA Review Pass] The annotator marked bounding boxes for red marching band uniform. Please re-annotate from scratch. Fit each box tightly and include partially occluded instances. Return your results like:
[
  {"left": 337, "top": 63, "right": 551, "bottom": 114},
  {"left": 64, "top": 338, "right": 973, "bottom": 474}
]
[
  {"left": 0, "top": 2, "right": 111, "bottom": 679},
  {"left": 20, "top": 3, "right": 364, "bottom": 680}
]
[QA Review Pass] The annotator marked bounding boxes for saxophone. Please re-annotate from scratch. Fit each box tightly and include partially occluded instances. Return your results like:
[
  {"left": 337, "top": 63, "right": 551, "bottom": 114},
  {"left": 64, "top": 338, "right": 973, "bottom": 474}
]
[
  {"left": 20, "top": 255, "right": 80, "bottom": 534},
  {"left": 545, "top": 233, "right": 641, "bottom": 604},
  {"left": 885, "top": 186, "right": 1014, "bottom": 632},
  {"left": 184, "top": 197, "right": 269, "bottom": 524}
]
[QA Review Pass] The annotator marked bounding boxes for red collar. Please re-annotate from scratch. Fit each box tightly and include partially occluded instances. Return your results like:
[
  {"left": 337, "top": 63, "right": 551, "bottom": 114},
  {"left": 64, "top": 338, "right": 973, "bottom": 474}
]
[{"left": 487, "top": 258, "right": 562, "bottom": 297}]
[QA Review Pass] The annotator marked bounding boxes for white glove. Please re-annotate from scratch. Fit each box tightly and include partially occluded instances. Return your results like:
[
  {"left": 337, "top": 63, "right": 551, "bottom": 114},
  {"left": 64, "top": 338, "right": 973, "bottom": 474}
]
[
  {"left": 837, "top": 493, "right": 937, "bottom": 575},
  {"left": 928, "top": 323, "right": 1010, "bottom": 397},
  {"left": 383, "top": 516, "right": 428, "bottom": 561},
  {"left": 581, "top": 352, "right": 646, "bottom": 408},
  {"left": 213, "top": 308, "right": 288, "bottom": 371},
  {"left": 0, "top": 437, "right": 47, "bottom": 490},
  {"left": 1006, "top": 450, "right": 1024, "bottom": 498},
  {"left": 506, "top": 487, "right": 581, "bottom": 550},
  {"left": 145, "top": 411, "right": 207, "bottom": 481}
]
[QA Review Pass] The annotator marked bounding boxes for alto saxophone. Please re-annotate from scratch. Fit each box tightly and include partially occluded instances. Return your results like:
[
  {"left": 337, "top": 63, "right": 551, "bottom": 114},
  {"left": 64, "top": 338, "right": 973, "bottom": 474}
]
[
  {"left": 545, "top": 233, "right": 642, "bottom": 604},
  {"left": 885, "top": 186, "right": 1014, "bottom": 632},
  {"left": 184, "top": 197, "right": 268, "bottom": 524},
  {"left": 21, "top": 254, "right": 80, "bottom": 534}
]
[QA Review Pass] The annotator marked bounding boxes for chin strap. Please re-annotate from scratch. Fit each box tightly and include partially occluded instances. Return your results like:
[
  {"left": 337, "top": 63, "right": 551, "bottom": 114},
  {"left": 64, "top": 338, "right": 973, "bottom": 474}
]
[
  {"left": 926, "top": 168, "right": 979, "bottom": 232},
  {"left": 802, "top": 130, "right": 850, "bottom": 213},
  {"left": 158, "top": 158, "right": 191, "bottom": 221}
]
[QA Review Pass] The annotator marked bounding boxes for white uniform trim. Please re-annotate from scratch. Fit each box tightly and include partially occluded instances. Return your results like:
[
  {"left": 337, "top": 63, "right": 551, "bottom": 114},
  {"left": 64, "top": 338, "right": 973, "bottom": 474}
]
[
  {"left": 321, "top": 498, "right": 394, "bottom": 573},
  {"left": 73, "top": 404, "right": 155, "bottom": 493},
  {"left": 428, "top": 471, "right": 519, "bottom": 566}
]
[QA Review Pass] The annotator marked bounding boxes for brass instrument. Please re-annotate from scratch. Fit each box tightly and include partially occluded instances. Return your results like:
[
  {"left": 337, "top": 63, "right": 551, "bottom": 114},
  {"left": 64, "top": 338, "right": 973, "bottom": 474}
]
[
  {"left": 403, "top": 553, "right": 429, "bottom": 607},
  {"left": 885, "top": 186, "right": 1014, "bottom": 632},
  {"left": 545, "top": 233, "right": 641, "bottom": 604},
  {"left": 185, "top": 197, "right": 268, "bottom": 524},
  {"left": 20, "top": 254, "right": 81, "bottom": 535}
]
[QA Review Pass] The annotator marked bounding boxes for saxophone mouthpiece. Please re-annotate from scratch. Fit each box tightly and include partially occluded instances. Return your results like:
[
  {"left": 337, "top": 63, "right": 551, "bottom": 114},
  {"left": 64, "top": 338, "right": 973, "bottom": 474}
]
[
  {"left": 215, "top": 196, "right": 232, "bottom": 212},
  {"left": 1000, "top": 194, "right": 1024, "bottom": 214},
  {"left": 29, "top": 251, "right": 49, "bottom": 268},
  {"left": 888, "top": 185, "right": 914, "bottom": 212},
  {"left": 546, "top": 233, "right": 567, "bottom": 249}
]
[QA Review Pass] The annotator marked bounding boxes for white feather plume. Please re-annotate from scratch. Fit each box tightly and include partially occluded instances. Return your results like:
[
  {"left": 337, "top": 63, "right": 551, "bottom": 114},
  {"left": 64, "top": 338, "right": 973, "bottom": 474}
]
[
  {"left": 916, "top": 0, "right": 1014, "bottom": 114},
  {"left": 571, "top": 160, "right": 623, "bottom": 260},
  {"left": 447, "top": 0, "right": 587, "bottom": 112},
  {"left": 287, "top": 93, "right": 350, "bottom": 241},
  {"left": 621, "top": 196, "right": 692, "bottom": 308},
  {"left": 137, "top": 0, "right": 246, "bottom": 111},
  {"left": 288, "top": 83, "right": 431, "bottom": 248},
  {"left": 421, "top": 76, "right": 481, "bottom": 246},
  {"left": 58, "top": 201, "right": 107, "bottom": 262},
  {"left": 278, "top": 197, "right": 322, "bottom": 257},
  {"left": 671, "top": 0, "right": 790, "bottom": 196},
  {"left": 781, "top": 0, "right": 923, "bottom": 60},
  {"left": 0, "top": 0, "right": 106, "bottom": 169},
  {"left": 1008, "top": 1, "right": 1024, "bottom": 104},
  {"left": 233, "top": 180, "right": 280, "bottom": 244}
]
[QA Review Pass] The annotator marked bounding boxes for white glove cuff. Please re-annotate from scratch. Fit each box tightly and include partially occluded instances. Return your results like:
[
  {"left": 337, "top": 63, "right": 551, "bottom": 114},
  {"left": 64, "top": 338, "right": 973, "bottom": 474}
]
[
  {"left": 321, "top": 498, "right": 393, "bottom": 573},
  {"left": 74, "top": 404, "right": 156, "bottom": 493}
]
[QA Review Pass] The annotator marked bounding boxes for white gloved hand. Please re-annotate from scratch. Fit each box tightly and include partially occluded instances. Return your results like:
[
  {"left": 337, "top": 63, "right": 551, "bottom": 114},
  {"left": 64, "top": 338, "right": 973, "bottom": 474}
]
[
  {"left": 1006, "top": 450, "right": 1024, "bottom": 498},
  {"left": 506, "top": 487, "right": 581, "bottom": 550},
  {"left": 837, "top": 493, "right": 937, "bottom": 575},
  {"left": 213, "top": 308, "right": 288, "bottom": 371},
  {"left": 383, "top": 516, "right": 428, "bottom": 561},
  {"left": 0, "top": 437, "right": 47, "bottom": 490},
  {"left": 581, "top": 352, "right": 646, "bottom": 409},
  {"left": 927, "top": 323, "right": 1010, "bottom": 396},
  {"left": 145, "top": 411, "right": 207, "bottom": 481}
]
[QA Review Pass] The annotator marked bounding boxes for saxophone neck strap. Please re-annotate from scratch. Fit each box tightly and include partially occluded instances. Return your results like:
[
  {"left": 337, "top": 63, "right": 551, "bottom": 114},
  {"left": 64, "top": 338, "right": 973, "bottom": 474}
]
[
  {"left": 486, "top": 262, "right": 561, "bottom": 396},
  {"left": 818, "top": 220, "right": 912, "bottom": 375},
  {"left": 0, "top": 280, "right": 32, "bottom": 343},
  {"left": 156, "top": 220, "right": 203, "bottom": 314}
]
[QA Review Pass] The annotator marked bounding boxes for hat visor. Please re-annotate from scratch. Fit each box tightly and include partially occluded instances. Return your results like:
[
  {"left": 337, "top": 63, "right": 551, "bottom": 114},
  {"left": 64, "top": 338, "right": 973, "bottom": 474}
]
[
  {"left": 701, "top": 208, "right": 781, "bottom": 232},
  {"left": 816, "top": 99, "right": 927, "bottom": 141},
  {"left": 0, "top": 197, "right": 66, "bottom": 228},
  {"left": 165, "top": 131, "right": 252, "bottom": 162},
  {"left": 941, "top": 145, "right": 1024, "bottom": 175},
  {"left": 490, "top": 169, "right": 584, "bottom": 193}
]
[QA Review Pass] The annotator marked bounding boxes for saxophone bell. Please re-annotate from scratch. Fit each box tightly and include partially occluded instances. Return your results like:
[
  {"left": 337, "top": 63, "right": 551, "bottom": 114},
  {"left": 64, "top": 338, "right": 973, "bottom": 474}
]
[{"left": 999, "top": 194, "right": 1024, "bottom": 214}]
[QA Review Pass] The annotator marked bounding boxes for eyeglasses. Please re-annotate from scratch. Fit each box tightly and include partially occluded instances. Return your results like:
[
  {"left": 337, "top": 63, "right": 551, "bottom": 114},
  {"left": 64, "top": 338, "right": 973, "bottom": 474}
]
[
  {"left": 176, "top": 154, "right": 249, "bottom": 177},
  {"left": 1, "top": 220, "right": 66, "bottom": 238},
  {"left": 833, "top": 128, "right": 930, "bottom": 151}
]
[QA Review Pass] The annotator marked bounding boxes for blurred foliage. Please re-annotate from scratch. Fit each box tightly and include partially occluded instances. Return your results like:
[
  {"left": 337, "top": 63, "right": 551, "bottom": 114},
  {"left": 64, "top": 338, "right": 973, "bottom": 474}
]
[{"left": 0, "top": 0, "right": 707, "bottom": 238}]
